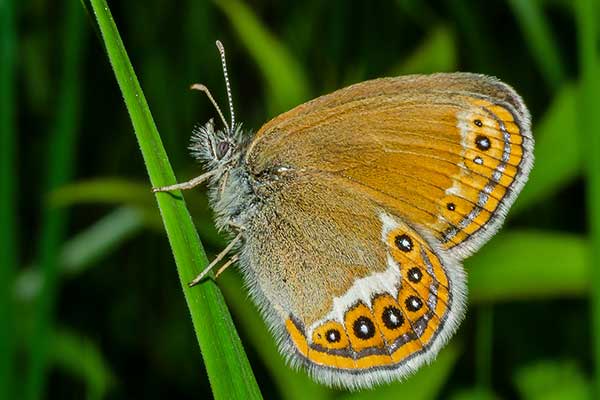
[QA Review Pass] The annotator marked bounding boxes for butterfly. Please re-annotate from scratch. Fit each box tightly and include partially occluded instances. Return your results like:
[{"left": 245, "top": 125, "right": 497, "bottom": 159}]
[{"left": 153, "top": 41, "right": 534, "bottom": 389}]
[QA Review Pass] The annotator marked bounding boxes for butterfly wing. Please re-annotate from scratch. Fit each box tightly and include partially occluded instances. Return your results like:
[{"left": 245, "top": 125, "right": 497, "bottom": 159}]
[
  {"left": 245, "top": 73, "right": 533, "bottom": 258},
  {"left": 239, "top": 73, "right": 532, "bottom": 387},
  {"left": 239, "top": 171, "right": 465, "bottom": 388}
]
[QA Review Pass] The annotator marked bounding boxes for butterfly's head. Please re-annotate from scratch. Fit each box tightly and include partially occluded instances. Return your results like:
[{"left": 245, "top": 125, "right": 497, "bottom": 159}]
[
  {"left": 189, "top": 119, "right": 243, "bottom": 172},
  {"left": 189, "top": 118, "right": 255, "bottom": 233}
]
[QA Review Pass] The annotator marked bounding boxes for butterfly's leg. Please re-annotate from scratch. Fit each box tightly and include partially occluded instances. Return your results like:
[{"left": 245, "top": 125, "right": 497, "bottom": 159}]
[
  {"left": 226, "top": 220, "right": 246, "bottom": 232},
  {"left": 188, "top": 230, "right": 243, "bottom": 287},
  {"left": 152, "top": 169, "right": 217, "bottom": 193},
  {"left": 218, "top": 169, "right": 230, "bottom": 195},
  {"left": 215, "top": 254, "right": 239, "bottom": 278}
]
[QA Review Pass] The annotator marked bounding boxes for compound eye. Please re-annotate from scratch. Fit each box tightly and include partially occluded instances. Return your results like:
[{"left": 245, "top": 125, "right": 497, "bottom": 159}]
[{"left": 216, "top": 141, "right": 230, "bottom": 159}]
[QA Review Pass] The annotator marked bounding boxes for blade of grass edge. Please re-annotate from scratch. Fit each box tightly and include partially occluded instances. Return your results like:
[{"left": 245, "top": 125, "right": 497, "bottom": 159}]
[
  {"left": 0, "top": 0, "right": 17, "bottom": 398},
  {"left": 576, "top": 0, "right": 600, "bottom": 397},
  {"left": 86, "top": 1, "right": 262, "bottom": 398}
]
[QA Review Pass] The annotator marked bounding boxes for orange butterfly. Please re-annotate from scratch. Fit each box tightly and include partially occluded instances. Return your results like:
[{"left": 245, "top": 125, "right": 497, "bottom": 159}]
[{"left": 154, "top": 41, "right": 533, "bottom": 389}]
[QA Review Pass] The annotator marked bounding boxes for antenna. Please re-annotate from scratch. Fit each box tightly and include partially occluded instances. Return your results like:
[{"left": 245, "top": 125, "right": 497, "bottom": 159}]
[
  {"left": 190, "top": 83, "right": 229, "bottom": 132},
  {"left": 216, "top": 40, "right": 235, "bottom": 133}
]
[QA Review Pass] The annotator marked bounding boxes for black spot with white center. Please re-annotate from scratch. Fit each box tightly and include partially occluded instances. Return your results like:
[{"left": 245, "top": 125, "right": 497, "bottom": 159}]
[
  {"left": 475, "top": 135, "right": 491, "bottom": 151},
  {"left": 353, "top": 316, "right": 376, "bottom": 340},
  {"left": 405, "top": 296, "right": 423, "bottom": 312},
  {"left": 408, "top": 267, "right": 423, "bottom": 283},
  {"left": 474, "top": 119, "right": 483, "bottom": 127},
  {"left": 382, "top": 306, "right": 404, "bottom": 330},
  {"left": 447, "top": 202, "right": 456, "bottom": 211},
  {"left": 395, "top": 234, "right": 413, "bottom": 252},
  {"left": 474, "top": 156, "right": 484, "bottom": 165},
  {"left": 326, "top": 329, "right": 341, "bottom": 343}
]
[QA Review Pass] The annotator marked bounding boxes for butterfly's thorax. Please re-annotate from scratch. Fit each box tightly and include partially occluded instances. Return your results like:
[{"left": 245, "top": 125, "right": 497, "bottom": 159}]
[
  {"left": 207, "top": 162, "right": 254, "bottom": 231},
  {"left": 210, "top": 162, "right": 301, "bottom": 229},
  {"left": 197, "top": 122, "right": 294, "bottom": 233}
]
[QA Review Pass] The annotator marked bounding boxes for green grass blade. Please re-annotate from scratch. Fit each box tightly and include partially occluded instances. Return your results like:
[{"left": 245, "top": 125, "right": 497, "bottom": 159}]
[
  {"left": 49, "top": 328, "right": 116, "bottom": 400},
  {"left": 514, "top": 360, "right": 592, "bottom": 400},
  {"left": 25, "top": 2, "right": 86, "bottom": 398},
  {"left": 49, "top": 178, "right": 156, "bottom": 209},
  {"left": 468, "top": 231, "right": 589, "bottom": 303},
  {"left": 216, "top": 0, "right": 311, "bottom": 115},
  {"left": 507, "top": 0, "right": 566, "bottom": 89},
  {"left": 50, "top": 177, "right": 224, "bottom": 248},
  {"left": 86, "top": 1, "right": 262, "bottom": 398},
  {"left": 576, "top": 0, "right": 600, "bottom": 396},
  {"left": 59, "top": 208, "right": 142, "bottom": 275},
  {"left": 15, "top": 207, "right": 145, "bottom": 303},
  {"left": 0, "top": 0, "right": 18, "bottom": 398}
]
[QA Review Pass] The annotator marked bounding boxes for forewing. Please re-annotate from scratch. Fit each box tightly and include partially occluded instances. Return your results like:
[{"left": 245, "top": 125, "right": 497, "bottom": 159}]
[{"left": 246, "top": 73, "right": 533, "bottom": 257}]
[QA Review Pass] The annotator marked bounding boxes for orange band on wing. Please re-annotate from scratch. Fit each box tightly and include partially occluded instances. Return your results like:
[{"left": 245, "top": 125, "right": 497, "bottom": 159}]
[
  {"left": 285, "top": 303, "right": 445, "bottom": 371},
  {"left": 438, "top": 98, "right": 528, "bottom": 249},
  {"left": 284, "top": 229, "right": 452, "bottom": 371}
]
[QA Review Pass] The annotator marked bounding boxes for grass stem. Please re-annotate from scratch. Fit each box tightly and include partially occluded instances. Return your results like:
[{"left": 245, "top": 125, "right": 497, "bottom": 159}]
[
  {"left": 576, "top": 0, "right": 600, "bottom": 397},
  {"left": 86, "top": 0, "right": 262, "bottom": 397}
]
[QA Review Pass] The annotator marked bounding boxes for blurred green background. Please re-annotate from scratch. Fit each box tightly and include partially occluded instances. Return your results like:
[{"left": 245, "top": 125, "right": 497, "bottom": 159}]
[{"left": 2, "top": 0, "right": 600, "bottom": 398}]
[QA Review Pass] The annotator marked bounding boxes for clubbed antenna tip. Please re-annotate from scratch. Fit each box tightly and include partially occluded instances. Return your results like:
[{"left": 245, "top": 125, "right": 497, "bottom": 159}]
[{"left": 216, "top": 40, "right": 235, "bottom": 134}]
